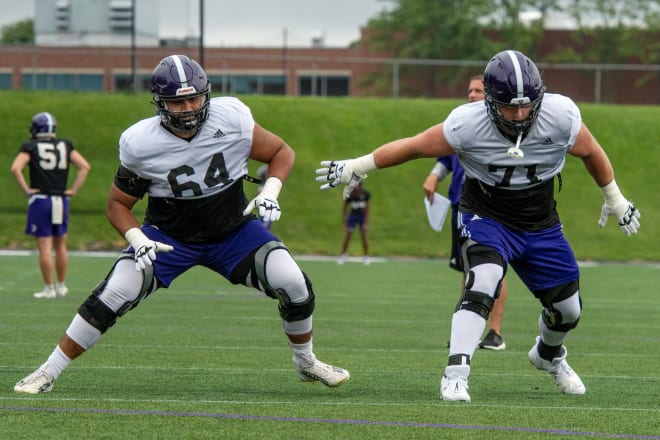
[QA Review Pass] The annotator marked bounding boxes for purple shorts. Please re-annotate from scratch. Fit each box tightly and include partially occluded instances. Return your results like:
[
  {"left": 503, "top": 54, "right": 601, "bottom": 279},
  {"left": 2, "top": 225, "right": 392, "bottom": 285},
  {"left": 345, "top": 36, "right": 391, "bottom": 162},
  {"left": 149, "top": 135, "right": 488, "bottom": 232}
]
[
  {"left": 25, "top": 195, "right": 69, "bottom": 238},
  {"left": 345, "top": 213, "right": 366, "bottom": 231},
  {"left": 459, "top": 212, "right": 579, "bottom": 292},
  {"left": 134, "top": 219, "right": 279, "bottom": 288}
]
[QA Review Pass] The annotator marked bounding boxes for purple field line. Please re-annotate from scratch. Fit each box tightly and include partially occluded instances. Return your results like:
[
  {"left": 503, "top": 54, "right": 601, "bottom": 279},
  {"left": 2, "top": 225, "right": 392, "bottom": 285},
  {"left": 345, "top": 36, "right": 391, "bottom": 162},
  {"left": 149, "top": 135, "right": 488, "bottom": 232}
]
[{"left": 2, "top": 406, "right": 659, "bottom": 439}]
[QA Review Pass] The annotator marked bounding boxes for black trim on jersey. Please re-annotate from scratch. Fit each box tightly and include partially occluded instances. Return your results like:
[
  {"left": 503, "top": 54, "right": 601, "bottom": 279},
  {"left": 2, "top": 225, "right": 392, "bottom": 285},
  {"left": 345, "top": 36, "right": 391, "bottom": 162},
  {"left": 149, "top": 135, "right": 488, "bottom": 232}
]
[
  {"left": 460, "top": 177, "right": 560, "bottom": 232},
  {"left": 144, "top": 178, "right": 254, "bottom": 243},
  {"left": 114, "top": 165, "right": 151, "bottom": 199}
]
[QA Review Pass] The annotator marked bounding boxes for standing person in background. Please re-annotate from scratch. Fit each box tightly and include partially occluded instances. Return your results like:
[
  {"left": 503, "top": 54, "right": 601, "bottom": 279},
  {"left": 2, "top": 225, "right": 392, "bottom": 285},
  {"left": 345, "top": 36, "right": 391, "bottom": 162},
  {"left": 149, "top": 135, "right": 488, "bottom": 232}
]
[
  {"left": 14, "top": 54, "right": 349, "bottom": 395},
  {"left": 10, "top": 112, "right": 90, "bottom": 299},
  {"left": 423, "top": 75, "right": 508, "bottom": 350},
  {"left": 316, "top": 49, "right": 640, "bottom": 402},
  {"left": 337, "top": 182, "right": 371, "bottom": 265}
]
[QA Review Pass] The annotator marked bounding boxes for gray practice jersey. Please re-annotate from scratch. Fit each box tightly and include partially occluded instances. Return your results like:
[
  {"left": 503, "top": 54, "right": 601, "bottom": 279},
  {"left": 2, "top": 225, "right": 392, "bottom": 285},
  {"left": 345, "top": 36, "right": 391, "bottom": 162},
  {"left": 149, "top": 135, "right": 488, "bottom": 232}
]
[
  {"left": 442, "top": 93, "right": 582, "bottom": 231},
  {"left": 116, "top": 97, "right": 256, "bottom": 242}
]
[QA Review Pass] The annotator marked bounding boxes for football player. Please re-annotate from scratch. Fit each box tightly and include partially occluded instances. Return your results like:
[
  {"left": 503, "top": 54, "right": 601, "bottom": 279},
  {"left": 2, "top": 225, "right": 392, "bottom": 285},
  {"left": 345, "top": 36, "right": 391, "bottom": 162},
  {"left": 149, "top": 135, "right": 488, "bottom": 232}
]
[
  {"left": 316, "top": 49, "right": 640, "bottom": 402},
  {"left": 15, "top": 54, "right": 349, "bottom": 394},
  {"left": 11, "top": 112, "right": 90, "bottom": 299}
]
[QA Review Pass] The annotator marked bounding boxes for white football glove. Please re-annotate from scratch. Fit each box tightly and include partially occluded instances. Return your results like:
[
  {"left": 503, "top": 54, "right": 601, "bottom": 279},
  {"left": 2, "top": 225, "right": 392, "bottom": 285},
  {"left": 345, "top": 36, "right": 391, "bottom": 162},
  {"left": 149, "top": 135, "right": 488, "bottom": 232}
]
[
  {"left": 125, "top": 227, "right": 174, "bottom": 271},
  {"left": 597, "top": 180, "right": 641, "bottom": 236},
  {"left": 243, "top": 176, "right": 282, "bottom": 223},
  {"left": 315, "top": 154, "right": 377, "bottom": 200}
]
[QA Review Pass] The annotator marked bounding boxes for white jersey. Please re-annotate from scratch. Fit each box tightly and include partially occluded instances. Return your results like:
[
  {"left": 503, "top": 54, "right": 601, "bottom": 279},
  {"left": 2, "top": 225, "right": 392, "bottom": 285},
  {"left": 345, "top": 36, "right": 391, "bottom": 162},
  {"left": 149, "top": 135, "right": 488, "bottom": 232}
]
[
  {"left": 443, "top": 93, "right": 581, "bottom": 189},
  {"left": 442, "top": 93, "right": 582, "bottom": 231},
  {"left": 120, "top": 97, "right": 254, "bottom": 199},
  {"left": 116, "top": 97, "right": 257, "bottom": 242}
]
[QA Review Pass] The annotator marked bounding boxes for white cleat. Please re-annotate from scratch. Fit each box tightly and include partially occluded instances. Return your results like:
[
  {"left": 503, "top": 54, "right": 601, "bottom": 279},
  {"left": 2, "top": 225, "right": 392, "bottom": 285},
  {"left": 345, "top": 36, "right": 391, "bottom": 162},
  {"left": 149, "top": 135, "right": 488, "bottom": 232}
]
[
  {"left": 440, "top": 373, "right": 471, "bottom": 402},
  {"left": 293, "top": 354, "right": 350, "bottom": 387},
  {"left": 528, "top": 336, "right": 586, "bottom": 395},
  {"left": 14, "top": 364, "right": 55, "bottom": 394},
  {"left": 33, "top": 286, "right": 56, "bottom": 299}
]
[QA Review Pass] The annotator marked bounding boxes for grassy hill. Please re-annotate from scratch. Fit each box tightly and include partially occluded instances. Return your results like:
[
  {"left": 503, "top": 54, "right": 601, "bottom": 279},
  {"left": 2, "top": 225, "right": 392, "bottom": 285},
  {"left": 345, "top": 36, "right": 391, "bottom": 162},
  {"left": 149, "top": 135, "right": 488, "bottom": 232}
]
[{"left": 1, "top": 91, "right": 658, "bottom": 261}]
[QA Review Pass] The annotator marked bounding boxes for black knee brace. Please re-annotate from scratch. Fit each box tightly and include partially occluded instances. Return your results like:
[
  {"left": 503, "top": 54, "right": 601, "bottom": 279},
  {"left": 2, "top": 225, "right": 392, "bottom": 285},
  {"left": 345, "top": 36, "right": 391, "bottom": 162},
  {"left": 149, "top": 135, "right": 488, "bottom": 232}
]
[
  {"left": 231, "top": 240, "right": 316, "bottom": 322},
  {"left": 535, "top": 280, "right": 581, "bottom": 332},
  {"left": 77, "top": 254, "right": 156, "bottom": 333},
  {"left": 77, "top": 280, "right": 118, "bottom": 334},
  {"left": 455, "top": 289, "right": 495, "bottom": 319},
  {"left": 275, "top": 272, "right": 316, "bottom": 322}
]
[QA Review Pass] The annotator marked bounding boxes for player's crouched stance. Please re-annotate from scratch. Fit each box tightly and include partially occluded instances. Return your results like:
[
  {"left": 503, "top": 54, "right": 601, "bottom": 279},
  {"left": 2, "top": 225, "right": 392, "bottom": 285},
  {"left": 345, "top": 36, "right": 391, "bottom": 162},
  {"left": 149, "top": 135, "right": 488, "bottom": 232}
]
[
  {"left": 315, "top": 50, "right": 640, "bottom": 402},
  {"left": 14, "top": 54, "right": 349, "bottom": 394}
]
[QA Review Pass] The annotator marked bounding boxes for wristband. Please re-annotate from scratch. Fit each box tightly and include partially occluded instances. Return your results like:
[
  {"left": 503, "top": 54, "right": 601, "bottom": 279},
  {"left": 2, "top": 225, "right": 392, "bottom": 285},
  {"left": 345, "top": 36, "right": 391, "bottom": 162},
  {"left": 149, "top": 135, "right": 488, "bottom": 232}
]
[
  {"left": 430, "top": 162, "right": 449, "bottom": 179},
  {"left": 352, "top": 154, "right": 378, "bottom": 176},
  {"left": 261, "top": 176, "right": 283, "bottom": 199},
  {"left": 600, "top": 179, "right": 625, "bottom": 205},
  {"left": 124, "top": 227, "right": 149, "bottom": 249}
]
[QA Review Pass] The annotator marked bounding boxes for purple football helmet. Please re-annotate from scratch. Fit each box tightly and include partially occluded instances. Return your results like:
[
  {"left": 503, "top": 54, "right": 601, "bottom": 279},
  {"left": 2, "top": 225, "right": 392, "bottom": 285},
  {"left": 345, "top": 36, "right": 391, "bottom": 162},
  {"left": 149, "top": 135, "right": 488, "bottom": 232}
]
[
  {"left": 151, "top": 54, "right": 211, "bottom": 132},
  {"left": 30, "top": 112, "right": 57, "bottom": 139},
  {"left": 483, "top": 50, "right": 545, "bottom": 137}
]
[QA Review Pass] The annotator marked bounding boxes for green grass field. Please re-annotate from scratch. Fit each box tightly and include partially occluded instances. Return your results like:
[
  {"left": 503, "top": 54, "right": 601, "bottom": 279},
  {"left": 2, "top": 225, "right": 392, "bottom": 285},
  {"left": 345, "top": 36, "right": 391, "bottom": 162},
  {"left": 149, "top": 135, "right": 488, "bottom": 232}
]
[{"left": 1, "top": 254, "right": 658, "bottom": 439}]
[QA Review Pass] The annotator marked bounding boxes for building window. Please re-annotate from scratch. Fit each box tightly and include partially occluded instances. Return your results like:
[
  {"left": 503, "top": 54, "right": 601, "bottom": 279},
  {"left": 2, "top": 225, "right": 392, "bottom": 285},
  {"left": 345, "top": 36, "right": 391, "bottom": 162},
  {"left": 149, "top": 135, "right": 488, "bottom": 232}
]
[
  {"left": 208, "top": 75, "right": 285, "bottom": 95},
  {"left": 114, "top": 73, "right": 152, "bottom": 92},
  {"left": 109, "top": 0, "right": 133, "bottom": 31},
  {"left": 298, "top": 76, "right": 349, "bottom": 96},
  {"left": 21, "top": 73, "right": 103, "bottom": 91},
  {"left": 55, "top": 0, "right": 70, "bottom": 30}
]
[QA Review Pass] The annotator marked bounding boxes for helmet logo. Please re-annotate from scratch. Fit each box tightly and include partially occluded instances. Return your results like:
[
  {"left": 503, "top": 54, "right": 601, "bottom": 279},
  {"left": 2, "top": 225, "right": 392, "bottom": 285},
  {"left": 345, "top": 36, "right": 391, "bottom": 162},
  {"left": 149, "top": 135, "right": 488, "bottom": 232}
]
[
  {"left": 176, "top": 86, "right": 196, "bottom": 95},
  {"left": 509, "top": 97, "right": 530, "bottom": 106}
]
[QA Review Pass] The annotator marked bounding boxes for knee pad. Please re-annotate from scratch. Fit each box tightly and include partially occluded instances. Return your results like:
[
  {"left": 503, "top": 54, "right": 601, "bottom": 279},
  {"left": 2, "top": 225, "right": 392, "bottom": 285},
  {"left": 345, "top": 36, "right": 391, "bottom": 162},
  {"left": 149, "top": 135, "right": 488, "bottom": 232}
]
[
  {"left": 462, "top": 240, "right": 505, "bottom": 299},
  {"left": 234, "top": 240, "right": 316, "bottom": 322},
  {"left": 537, "top": 280, "right": 581, "bottom": 332},
  {"left": 455, "top": 289, "right": 495, "bottom": 319},
  {"left": 275, "top": 273, "right": 316, "bottom": 322},
  {"left": 77, "top": 254, "right": 156, "bottom": 333}
]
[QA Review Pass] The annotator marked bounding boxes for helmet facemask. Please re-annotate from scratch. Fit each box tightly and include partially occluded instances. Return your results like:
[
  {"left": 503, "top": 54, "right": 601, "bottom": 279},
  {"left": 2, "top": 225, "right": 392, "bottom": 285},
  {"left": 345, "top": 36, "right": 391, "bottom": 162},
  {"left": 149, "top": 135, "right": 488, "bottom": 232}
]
[
  {"left": 484, "top": 50, "right": 546, "bottom": 139},
  {"left": 151, "top": 55, "right": 211, "bottom": 133}
]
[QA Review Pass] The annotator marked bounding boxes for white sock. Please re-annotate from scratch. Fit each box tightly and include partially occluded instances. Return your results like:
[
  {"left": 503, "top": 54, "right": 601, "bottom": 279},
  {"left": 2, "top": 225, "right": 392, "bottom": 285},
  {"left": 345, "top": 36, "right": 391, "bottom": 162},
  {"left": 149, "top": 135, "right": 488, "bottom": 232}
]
[
  {"left": 448, "top": 309, "right": 487, "bottom": 357},
  {"left": 445, "top": 364, "right": 471, "bottom": 379},
  {"left": 289, "top": 340, "right": 313, "bottom": 359},
  {"left": 46, "top": 345, "right": 71, "bottom": 379}
]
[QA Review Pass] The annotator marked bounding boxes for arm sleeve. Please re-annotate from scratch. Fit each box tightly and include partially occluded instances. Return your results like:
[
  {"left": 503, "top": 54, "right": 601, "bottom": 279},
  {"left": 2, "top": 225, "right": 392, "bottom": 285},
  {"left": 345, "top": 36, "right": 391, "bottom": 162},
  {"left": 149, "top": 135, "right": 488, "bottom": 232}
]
[{"left": 113, "top": 165, "right": 151, "bottom": 198}]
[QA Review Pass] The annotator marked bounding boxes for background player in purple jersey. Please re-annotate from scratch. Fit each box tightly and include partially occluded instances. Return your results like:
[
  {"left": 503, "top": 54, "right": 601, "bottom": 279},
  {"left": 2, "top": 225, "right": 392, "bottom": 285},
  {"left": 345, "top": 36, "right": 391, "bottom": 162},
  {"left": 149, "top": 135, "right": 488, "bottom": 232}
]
[
  {"left": 15, "top": 54, "right": 349, "bottom": 394},
  {"left": 423, "top": 75, "right": 508, "bottom": 351},
  {"left": 316, "top": 50, "right": 640, "bottom": 402},
  {"left": 10, "top": 112, "right": 90, "bottom": 299},
  {"left": 337, "top": 182, "right": 371, "bottom": 265}
]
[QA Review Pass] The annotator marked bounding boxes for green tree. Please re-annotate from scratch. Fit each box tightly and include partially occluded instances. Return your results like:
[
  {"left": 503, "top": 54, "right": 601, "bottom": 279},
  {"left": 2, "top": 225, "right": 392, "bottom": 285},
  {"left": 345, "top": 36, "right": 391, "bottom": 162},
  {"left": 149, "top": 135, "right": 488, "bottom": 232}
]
[
  {"left": 546, "top": 0, "right": 660, "bottom": 102},
  {"left": 361, "top": 0, "right": 562, "bottom": 96},
  {"left": 1, "top": 19, "right": 34, "bottom": 44}
]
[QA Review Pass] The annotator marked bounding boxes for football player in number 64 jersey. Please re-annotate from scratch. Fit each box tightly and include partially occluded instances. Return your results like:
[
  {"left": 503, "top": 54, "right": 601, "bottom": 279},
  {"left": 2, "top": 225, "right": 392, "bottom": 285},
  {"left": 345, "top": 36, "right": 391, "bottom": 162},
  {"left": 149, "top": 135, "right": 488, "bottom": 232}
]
[{"left": 15, "top": 54, "right": 349, "bottom": 394}]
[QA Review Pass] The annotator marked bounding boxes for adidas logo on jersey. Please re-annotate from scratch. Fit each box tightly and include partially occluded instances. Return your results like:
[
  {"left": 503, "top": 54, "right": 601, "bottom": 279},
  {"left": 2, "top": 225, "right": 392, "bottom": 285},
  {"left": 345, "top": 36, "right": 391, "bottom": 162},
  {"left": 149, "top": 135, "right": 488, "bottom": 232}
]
[
  {"left": 213, "top": 128, "right": 226, "bottom": 138},
  {"left": 541, "top": 137, "right": 553, "bottom": 145}
]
